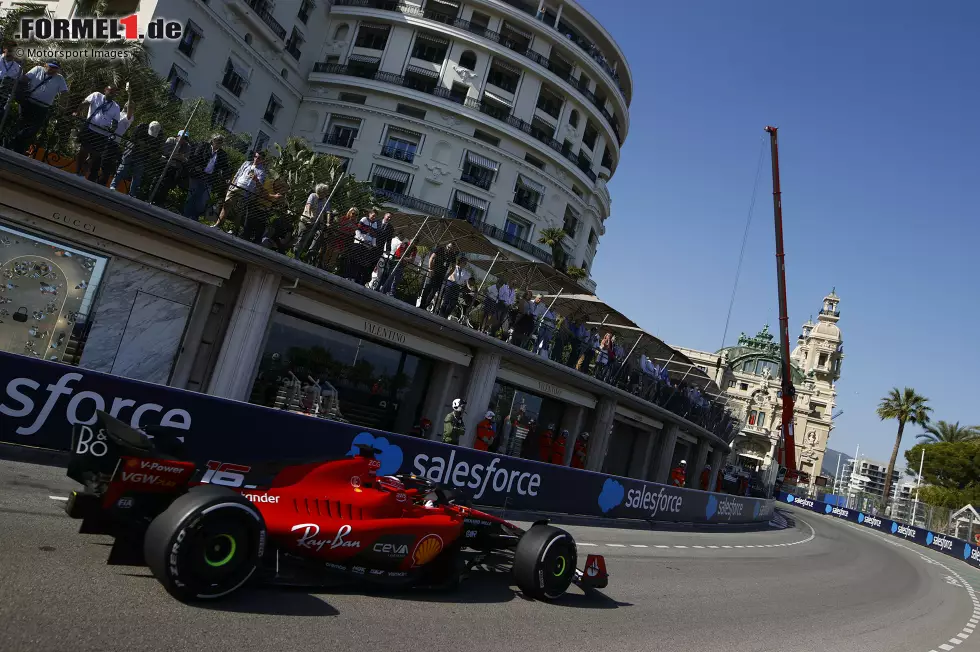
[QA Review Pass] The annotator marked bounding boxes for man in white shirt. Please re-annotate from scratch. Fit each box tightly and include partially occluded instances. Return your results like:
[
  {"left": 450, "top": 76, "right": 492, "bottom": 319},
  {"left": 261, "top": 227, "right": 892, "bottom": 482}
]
[
  {"left": 95, "top": 101, "right": 133, "bottom": 185},
  {"left": 74, "top": 85, "right": 121, "bottom": 181},
  {"left": 214, "top": 149, "right": 267, "bottom": 231},
  {"left": 10, "top": 60, "right": 68, "bottom": 154}
]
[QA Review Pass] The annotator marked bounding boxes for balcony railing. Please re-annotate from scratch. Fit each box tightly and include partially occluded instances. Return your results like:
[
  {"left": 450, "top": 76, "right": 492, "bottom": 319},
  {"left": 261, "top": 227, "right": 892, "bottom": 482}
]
[
  {"left": 478, "top": 222, "right": 553, "bottom": 265},
  {"left": 243, "top": 0, "right": 287, "bottom": 40},
  {"left": 332, "top": 0, "right": 622, "bottom": 144},
  {"left": 820, "top": 309, "right": 840, "bottom": 317},
  {"left": 286, "top": 43, "right": 302, "bottom": 60},
  {"left": 312, "top": 61, "right": 598, "bottom": 183},
  {"left": 322, "top": 132, "right": 356, "bottom": 148},
  {"left": 380, "top": 144, "right": 415, "bottom": 163},
  {"left": 373, "top": 188, "right": 453, "bottom": 217},
  {"left": 460, "top": 172, "right": 492, "bottom": 190}
]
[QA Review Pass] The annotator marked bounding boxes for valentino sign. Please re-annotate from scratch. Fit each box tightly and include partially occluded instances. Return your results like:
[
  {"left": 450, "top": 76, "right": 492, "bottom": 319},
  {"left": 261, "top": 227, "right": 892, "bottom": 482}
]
[{"left": 362, "top": 320, "right": 406, "bottom": 345}]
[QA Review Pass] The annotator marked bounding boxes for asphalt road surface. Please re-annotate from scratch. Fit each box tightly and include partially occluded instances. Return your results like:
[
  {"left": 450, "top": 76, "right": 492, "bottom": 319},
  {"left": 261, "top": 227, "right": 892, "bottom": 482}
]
[{"left": 1, "top": 458, "right": 978, "bottom": 652}]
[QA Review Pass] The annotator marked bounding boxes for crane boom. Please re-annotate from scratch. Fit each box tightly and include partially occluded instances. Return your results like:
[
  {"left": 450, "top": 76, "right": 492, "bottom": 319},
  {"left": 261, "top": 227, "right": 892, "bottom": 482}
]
[{"left": 765, "top": 126, "right": 798, "bottom": 481}]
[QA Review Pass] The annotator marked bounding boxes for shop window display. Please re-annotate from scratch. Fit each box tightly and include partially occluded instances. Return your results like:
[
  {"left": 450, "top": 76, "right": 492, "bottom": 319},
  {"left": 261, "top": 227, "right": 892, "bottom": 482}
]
[
  {"left": 249, "top": 310, "right": 433, "bottom": 433},
  {"left": 0, "top": 223, "right": 107, "bottom": 364}
]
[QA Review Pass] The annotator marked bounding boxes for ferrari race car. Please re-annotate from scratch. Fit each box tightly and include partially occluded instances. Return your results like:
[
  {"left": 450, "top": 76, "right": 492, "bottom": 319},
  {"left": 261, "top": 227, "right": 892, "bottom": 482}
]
[{"left": 64, "top": 412, "right": 609, "bottom": 603}]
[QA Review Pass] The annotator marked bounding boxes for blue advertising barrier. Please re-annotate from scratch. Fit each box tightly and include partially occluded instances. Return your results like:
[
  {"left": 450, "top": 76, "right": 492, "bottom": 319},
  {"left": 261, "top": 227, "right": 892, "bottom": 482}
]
[
  {"left": 779, "top": 492, "right": 980, "bottom": 571},
  {"left": 0, "top": 351, "right": 774, "bottom": 524}
]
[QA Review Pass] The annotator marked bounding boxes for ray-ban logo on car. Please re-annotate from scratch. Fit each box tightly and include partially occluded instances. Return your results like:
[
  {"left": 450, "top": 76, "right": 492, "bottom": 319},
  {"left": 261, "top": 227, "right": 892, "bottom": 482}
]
[{"left": 18, "top": 15, "right": 183, "bottom": 41}]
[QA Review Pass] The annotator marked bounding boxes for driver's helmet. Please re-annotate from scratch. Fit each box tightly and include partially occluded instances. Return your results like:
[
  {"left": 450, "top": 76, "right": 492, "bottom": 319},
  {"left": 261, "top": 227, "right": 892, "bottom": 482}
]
[
  {"left": 452, "top": 398, "right": 466, "bottom": 412},
  {"left": 485, "top": 410, "right": 495, "bottom": 420},
  {"left": 377, "top": 475, "right": 405, "bottom": 492}
]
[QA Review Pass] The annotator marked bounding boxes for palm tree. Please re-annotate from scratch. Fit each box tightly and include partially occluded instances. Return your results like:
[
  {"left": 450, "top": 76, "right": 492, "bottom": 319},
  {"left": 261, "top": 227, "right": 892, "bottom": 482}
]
[
  {"left": 916, "top": 420, "right": 980, "bottom": 444},
  {"left": 564, "top": 265, "right": 587, "bottom": 280},
  {"left": 877, "top": 387, "right": 932, "bottom": 506},
  {"left": 537, "top": 226, "right": 567, "bottom": 269}
]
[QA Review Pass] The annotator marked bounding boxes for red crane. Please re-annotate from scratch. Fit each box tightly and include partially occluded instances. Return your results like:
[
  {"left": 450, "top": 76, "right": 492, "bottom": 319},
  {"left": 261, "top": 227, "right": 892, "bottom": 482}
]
[{"left": 765, "top": 126, "right": 798, "bottom": 484}]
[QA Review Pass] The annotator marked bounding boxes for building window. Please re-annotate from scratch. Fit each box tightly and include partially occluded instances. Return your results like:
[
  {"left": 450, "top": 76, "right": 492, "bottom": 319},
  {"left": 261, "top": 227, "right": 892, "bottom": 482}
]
[
  {"left": 748, "top": 410, "right": 757, "bottom": 426},
  {"left": 568, "top": 109, "right": 579, "bottom": 128},
  {"left": 514, "top": 174, "right": 545, "bottom": 213},
  {"left": 166, "top": 64, "right": 188, "bottom": 99},
  {"left": 372, "top": 165, "right": 410, "bottom": 195},
  {"left": 254, "top": 130, "right": 270, "bottom": 153},
  {"left": 571, "top": 184, "right": 583, "bottom": 198},
  {"left": 588, "top": 228, "right": 598, "bottom": 247},
  {"left": 739, "top": 382, "right": 749, "bottom": 391},
  {"left": 819, "top": 353, "right": 828, "bottom": 367},
  {"left": 461, "top": 151, "right": 498, "bottom": 190},
  {"left": 582, "top": 120, "right": 598, "bottom": 150},
  {"left": 728, "top": 380, "right": 736, "bottom": 388},
  {"left": 323, "top": 115, "right": 360, "bottom": 148},
  {"left": 286, "top": 27, "right": 304, "bottom": 60},
  {"left": 536, "top": 85, "right": 563, "bottom": 120},
  {"left": 504, "top": 213, "right": 532, "bottom": 241},
  {"left": 473, "top": 129, "right": 500, "bottom": 147},
  {"left": 486, "top": 59, "right": 520, "bottom": 93},
  {"left": 452, "top": 189, "right": 488, "bottom": 224},
  {"left": 211, "top": 96, "right": 238, "bottom": 130},
  {"left": 297, "top": 0, "right": 313, "bottom": 24},
  {"left": 411, "top": 32, "right": 449, "bottom": 63},
  {"left": 382, "top": 127, "right": 421, "bottom": 163},
  {"left": 339, "top": 92, "right": 367, "bottom": 104},
  {"left": 458, "top": 50, "right": 476, "bottom": 70},
  {"left": 263, "top": 93, "right": 282, "bottom": 126},
  {"left": 333, "top": 24, "right": 349, "bottom": 40},
  {"left": 354, "top": 23, "right": 390, "bottom": 50},
  {"left": 601, "top": 145, "right": 613, "bottom": 170},
  {"left": 221, "top": 58, "right": 249, "bottom": 97},
  {"left": 758, "top": 412, "right": 766, "bottom": 428},
  {"left": 524, "top": 153, "right": 545, "bottom": 170},
  {"left": 177, "top": 20, "right": 203, "bottom": 58},
  {"left": 395, "top": 103, "right": 426, "bottom": 120},
  {"left": 562, "top": 206, "right": 580, "bottom": 239}
]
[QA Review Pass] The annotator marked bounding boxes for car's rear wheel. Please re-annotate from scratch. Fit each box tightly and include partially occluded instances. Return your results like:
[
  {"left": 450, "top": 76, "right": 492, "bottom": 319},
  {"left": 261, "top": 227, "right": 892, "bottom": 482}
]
[
  {"left": 144, "top": 485, "right": 265, "bottom": 602},
  {"left": 513, "top": 524, "right": 576, "bottom": 600}
]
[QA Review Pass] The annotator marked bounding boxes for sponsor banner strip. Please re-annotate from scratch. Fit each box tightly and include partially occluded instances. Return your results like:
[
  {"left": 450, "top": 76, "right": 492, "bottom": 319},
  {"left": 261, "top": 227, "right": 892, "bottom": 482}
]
[
  {"left": 0, "top": 350, "right": 772, "bottom": 524},
  {"left": 778, "top": 492, "right": 980, "bottom": 570}
]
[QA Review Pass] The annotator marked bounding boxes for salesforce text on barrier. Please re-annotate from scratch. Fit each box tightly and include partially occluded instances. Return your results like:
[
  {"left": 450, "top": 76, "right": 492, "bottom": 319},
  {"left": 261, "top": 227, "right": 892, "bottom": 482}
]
[{"left": 413, "top": 452, "right": 540, "bottom": 501}]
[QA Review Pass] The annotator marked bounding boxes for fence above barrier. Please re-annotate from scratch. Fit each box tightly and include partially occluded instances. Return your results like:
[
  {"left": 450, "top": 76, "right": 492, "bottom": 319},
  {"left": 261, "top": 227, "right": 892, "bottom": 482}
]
[
  {"left": 779, "top": 492, "right": 980, "bottom": 570},
  {"left": 0, "top": 350, "right": 773, "bottom": 525}
]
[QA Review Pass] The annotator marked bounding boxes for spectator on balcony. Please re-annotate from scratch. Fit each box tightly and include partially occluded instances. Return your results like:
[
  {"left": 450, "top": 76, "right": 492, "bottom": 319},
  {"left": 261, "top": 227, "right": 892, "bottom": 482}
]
[
  {"left": 247, "top": 176, "right": 288, "bottom": 246},
  {"left": 321, "top": 207, "right": 358, "bottom": 273},
  {"left": 184, "top": 134, "right": 230, "bottom": 220},
  {"left": 0, "top": 43, "right": 22, "bottom": 106},
  {"left": 509, "top": 290, "right": 535, "bottom": 349},
  {"left": 373, "top": 212, "right": 395, "bottom": 286},
  {"left": 440, "top": 255, "right": 471, "bottom": 318},
  {"left": 531, "top": 295, "right": 556, "bottom": 358},
  {"left": 213, "top": 148, "right": 267, "bottom": 232},
  {"left": 575, "top": 325, "right": 597, "bottom": 373},
  {"left": 9, "top": 61, "right": 68, "bottom": 155},
  {"left": 380, "top": 236, "right": 414, "bottom": 296},
  {"left": 350, "top": 208, "right": 379, "bottom": 285},
  {"left": 95, "top": 100, "right": 133, "bottom": 186},
  {"left": 418, "top": 242, "right": 456, "bottom": 312},
  {"left": 497, "top": 280, "right": 516, "bottom": 336},
  {"left": 154, "top": 130, "right": 193, "bottom": 208},
  {"left": 609, "top": 336, "right": 625, "bottom": 382},
  {"left": 73, "top": 85, "right": 122, "bottom": 182},
  {"left": 480, "top": 279, "right": 500, "bottom": 334},
  {"left": 109, "top": 120, "right": 163, "bottom": 197},
  {"left": 293, "top": 182, "right": 330, "bottom": 252},
  {"left": 594, "top": 332, "right": 612, "bottom": 381},
  {"left": 565, "top": 316, "right": 585, "bottom": 368}
]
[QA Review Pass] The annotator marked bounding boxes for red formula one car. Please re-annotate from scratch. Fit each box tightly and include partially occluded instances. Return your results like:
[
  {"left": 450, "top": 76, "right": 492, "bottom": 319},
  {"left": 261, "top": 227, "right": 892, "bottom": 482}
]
[{"left": 64, "top": 413, "right": 608, "bottom": 603}]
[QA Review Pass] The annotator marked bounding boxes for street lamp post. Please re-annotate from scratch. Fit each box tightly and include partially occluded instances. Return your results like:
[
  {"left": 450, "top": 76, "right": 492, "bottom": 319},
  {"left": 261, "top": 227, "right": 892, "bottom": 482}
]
[{"left": 910, "top": 448, "right": 925, "bottom": 525}]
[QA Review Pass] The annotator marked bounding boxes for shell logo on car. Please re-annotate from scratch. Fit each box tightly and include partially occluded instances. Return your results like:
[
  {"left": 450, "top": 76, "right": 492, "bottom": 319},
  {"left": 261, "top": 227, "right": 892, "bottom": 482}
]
[{"left": 412, "top": 534, "right": 443, "bottom": 567}]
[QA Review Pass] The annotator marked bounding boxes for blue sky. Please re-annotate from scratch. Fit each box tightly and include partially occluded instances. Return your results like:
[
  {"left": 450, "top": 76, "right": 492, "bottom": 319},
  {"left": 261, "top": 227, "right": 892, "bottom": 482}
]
[{"left": 582, "top": 0, "right": 980, "bottom": 465}]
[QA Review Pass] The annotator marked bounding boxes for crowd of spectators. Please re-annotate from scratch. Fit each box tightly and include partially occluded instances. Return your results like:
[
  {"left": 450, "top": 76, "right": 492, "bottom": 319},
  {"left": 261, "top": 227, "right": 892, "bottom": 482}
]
[{"left": 0, "top": 55, "right": 739, "bottom": 443}]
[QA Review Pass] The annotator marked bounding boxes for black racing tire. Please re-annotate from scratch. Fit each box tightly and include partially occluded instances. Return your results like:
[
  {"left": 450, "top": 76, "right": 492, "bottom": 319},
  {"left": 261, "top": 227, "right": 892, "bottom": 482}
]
[
  {"left": 144, "top": 485, "right": 265, "bottom": 602},
  {"left": 513, "top": 524, "right": 576, "bottom": 600}
]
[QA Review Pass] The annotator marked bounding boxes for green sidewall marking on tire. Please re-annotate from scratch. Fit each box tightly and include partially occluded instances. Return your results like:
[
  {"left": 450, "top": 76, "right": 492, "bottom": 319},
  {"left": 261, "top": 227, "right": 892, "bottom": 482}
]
[
  {"left": 553, "top": 555, "right": 566, "bottom": 577},
  {"left": 205, "top": 534, "right": 237, "bottom": 567}
]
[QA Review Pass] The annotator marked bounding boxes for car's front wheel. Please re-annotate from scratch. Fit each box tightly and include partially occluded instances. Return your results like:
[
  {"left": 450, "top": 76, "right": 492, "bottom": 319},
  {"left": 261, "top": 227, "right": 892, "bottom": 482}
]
[
  {"left": 513, "top": 524, "right": 576, "bottom": 600},
  {"left": 144, "top": 486, "right": 265, "bottom": 602}
]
